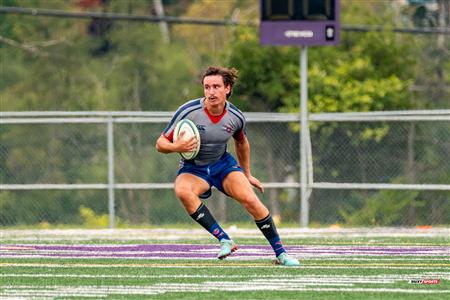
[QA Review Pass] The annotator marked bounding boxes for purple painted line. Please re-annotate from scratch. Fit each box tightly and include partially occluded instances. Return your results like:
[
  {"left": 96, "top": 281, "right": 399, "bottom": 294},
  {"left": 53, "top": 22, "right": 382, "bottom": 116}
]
[
  {"left": 1, "top": 252, "right": 217, "bottom": 258},
  {"left": 1, "top": 244, "right": 449, "bottom": 260},
  {"left": 11, "top": 244, "right": 450, "bottom": 252},
  {"left": 29, "top": 244, "right": 219, "bottom": 252}
]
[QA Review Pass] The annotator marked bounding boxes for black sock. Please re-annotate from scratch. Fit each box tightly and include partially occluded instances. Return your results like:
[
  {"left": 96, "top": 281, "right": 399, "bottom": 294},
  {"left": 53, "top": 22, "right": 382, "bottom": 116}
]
[
  {"left": 190, "top": 203, "right": 230, "bottom": 241},
  {"left": 255, "top": 214, "right": 286, "bottom": 257}
]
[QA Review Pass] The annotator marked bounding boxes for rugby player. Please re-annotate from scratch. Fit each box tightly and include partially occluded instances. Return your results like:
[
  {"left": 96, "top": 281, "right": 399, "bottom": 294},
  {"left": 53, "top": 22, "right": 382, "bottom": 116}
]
[{"left": 156, "top": 66, "right": 299, "bottom": 266}]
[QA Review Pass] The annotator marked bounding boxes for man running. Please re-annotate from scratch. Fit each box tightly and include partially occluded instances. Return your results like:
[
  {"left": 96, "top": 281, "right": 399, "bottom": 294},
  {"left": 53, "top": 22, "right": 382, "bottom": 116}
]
[{"left": 156, "top": 66, "right": 299, "bottom": 266}]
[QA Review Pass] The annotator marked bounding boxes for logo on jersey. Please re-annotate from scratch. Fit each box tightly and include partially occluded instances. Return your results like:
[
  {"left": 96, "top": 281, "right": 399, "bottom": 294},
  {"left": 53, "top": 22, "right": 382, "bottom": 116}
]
[
  {"left": 196, "top": 124, "right": 206, "bottom": 131},
  {"left": 223, "top": 124, "right": 233, "bottom": 133}
]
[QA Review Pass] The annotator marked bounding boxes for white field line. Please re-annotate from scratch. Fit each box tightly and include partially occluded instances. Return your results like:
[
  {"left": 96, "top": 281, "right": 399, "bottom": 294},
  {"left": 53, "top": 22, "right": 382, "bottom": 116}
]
[
  {"left": 2, "top": 254, "right": 450, "bottom": 262},
  {"left": 2, "top": 244, "right": 449, "bottom": 260},
  {"left": 3, "top": 244, "right": 449, "bottom": 252},
  {"left": 7, "top": 249, "right": 446, "bottom": 256},
  {"left": 1, "top": 284, "right": 449, "bottom": 299},
  {"left": 2, "top": 269, "right": 449, "bottom": 298},
  {"left": 1, "top": 262, "right": 449, "bottom": 270},
  {"left": 2, "top": 272, "right": 449, "bottom": 282},
  {"left": 1, "top": 227, "right": 449, "bottom": 241}
]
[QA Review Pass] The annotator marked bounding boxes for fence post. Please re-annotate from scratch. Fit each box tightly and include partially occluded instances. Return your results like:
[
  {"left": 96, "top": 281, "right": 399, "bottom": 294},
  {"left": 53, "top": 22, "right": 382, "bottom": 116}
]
[
  {"left": 107, "top": 116, "right": 115, "bottom": 228},
  {"left": 300, "top": 46, "right": 309, "bottom": 228}
]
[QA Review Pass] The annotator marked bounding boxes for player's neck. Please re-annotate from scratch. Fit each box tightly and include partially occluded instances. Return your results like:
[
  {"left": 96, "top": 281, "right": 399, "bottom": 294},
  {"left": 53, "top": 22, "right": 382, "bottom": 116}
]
[{"left": 205, "top": 99, "right": 226, "bottom": 116}]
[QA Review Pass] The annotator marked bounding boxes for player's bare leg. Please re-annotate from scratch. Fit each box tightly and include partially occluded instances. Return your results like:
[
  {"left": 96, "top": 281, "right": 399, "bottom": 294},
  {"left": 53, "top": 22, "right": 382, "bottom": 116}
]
[
  {"left": 222, "top": 171, "right": 269, "bottom": 220},
  {"left": 175, "top": 173, "right": 236, "bottom": 259},
  {"left": 174, "top": 173, "right": 209, "bottom": 214},
  {"left": 223, "top": 171, "right": 300, "bottom": 266}
]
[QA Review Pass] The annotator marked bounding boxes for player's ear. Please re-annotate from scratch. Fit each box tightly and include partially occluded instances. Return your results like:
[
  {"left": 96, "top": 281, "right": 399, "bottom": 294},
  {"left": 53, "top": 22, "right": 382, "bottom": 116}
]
[{"left": 225, "top": 85, "right": 232, "bottom": 99}]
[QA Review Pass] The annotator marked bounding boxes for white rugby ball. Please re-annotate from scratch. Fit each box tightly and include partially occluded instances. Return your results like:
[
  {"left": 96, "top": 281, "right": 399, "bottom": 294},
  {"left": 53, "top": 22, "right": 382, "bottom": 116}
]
[{"left": 173, "top": 119, "right": 201, "bottom": 160}]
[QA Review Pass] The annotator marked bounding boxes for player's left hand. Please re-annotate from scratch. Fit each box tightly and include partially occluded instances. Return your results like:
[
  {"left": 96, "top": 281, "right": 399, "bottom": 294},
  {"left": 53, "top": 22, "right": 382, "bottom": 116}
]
[{"left": 248, "top": 175, "right": 264, "bottom": 193}]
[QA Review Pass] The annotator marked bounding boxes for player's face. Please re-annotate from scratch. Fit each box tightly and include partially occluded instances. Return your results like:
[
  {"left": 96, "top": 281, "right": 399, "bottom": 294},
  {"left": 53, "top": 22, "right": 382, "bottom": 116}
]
[{"left": 203, "top": 75, "right": 230, "bottom": 106}]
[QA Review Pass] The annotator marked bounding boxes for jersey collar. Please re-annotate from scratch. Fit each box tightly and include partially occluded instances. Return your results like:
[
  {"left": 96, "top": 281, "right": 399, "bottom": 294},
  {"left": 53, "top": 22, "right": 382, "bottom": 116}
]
[{"left": 202, "top": 98, "right": 228, "bottom": 124}]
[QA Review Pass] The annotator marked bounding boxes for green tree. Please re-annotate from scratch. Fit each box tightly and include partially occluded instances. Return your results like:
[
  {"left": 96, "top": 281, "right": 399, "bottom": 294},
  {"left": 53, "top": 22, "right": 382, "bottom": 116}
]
[
  {"left": 226, "top": 1, "right": 446, "bottom": 226},
  {"left": 0, "top": 0, "right": 201, "bottom": 226}
]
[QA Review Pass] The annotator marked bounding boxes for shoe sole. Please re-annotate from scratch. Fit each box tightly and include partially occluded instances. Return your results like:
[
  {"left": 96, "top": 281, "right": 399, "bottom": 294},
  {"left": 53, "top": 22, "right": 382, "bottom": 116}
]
[
  {"left": 274, "top": 257, "right": 300, "bottom": 266},
  {"left": 218, "top": 244, "right": 238, "bottom": 260},
  {"left": 275, "top": 259, "right": 300, "bottom": 267}
]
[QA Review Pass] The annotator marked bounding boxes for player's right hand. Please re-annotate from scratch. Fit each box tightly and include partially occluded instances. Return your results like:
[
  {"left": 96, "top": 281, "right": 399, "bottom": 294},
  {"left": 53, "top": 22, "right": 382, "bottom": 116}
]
[{"left": 174, "top": 131, "right": 198, "bottom": 152}]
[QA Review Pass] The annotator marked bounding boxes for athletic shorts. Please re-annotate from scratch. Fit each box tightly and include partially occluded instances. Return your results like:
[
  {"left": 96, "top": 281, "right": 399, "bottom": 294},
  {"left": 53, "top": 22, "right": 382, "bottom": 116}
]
[{"left": 177, "top": 152, "right": 243, "bottom": 199}]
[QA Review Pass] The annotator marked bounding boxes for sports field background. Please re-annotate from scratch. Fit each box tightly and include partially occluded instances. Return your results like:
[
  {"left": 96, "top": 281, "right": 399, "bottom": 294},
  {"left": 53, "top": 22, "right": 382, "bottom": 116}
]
[
  {"left": 1, "top": 1, "right": 449, "bottom": 298},
  {"left": 1, "top": 1, "right": 449, "bottom": 229},
  {"left": 1, "top": 228, "right": 449, "bottom": 299}
]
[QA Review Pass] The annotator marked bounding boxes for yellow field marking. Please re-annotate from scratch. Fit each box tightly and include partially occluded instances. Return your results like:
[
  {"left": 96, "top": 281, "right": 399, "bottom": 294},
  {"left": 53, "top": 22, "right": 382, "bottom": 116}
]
[
  {"left": 0, "top": 245, "right": 36, "bottom": 250},
  {"left": 308, "top": 263, "right": 450, "bottom": 267}
]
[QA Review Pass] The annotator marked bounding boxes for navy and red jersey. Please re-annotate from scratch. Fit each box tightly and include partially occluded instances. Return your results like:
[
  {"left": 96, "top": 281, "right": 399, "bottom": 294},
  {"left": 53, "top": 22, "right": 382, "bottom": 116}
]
[{"left": 162, "top": 98, "right": 246, "bottom": 166}]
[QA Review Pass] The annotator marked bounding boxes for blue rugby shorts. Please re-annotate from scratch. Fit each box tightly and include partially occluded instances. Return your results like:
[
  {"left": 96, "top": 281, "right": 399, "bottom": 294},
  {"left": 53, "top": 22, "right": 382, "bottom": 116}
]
[{"left": 177, "top": 152, "right": 243, "bottom": 199}]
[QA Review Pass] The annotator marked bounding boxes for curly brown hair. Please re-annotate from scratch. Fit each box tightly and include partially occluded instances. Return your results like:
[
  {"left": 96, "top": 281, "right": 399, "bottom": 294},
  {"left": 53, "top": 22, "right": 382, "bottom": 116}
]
[{"left": 201, "top": 66, "right": 238, "bottom": 99}]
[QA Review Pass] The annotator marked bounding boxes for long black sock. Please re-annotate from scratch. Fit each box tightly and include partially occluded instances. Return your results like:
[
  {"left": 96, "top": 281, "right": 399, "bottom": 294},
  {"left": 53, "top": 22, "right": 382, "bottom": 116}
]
[
  {"left": 190, "top": 203, "right": 230, "bottom": 241},
  {"left": 255, "top": 214, "right": 286, "bottom": 257}
]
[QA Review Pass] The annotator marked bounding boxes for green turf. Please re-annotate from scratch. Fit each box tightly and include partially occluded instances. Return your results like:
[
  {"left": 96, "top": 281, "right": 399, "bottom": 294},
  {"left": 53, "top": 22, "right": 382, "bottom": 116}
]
[
  {"left": 2, "top": 236, "right": 449, "bottom": 245},
  {"left": 1, "top": 236, "right": 449, "bottom": 299}
]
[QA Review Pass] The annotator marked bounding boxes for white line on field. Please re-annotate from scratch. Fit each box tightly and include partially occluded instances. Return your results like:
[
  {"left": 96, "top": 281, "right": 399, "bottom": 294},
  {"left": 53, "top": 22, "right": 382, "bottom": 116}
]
[
  {"left": 1, "top": 227, "right": 449, "bottom": 241},
  {"left": 1, "top": 285, "right": 449, "bottom": 299},
  {"left": 2, "top": 273, "right": 449, "bottom": 281},
  {"left": 2, "top": 254, "right": 449, "bottom": 262},
  {"left": 1, "top": 262, "right": 449, "bottom": 270}
]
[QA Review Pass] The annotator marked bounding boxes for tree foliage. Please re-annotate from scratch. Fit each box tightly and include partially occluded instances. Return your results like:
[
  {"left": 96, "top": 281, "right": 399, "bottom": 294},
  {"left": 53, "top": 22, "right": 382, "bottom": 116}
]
[{"left": 0, "top": 0, "right": 448, "bottom": 226}]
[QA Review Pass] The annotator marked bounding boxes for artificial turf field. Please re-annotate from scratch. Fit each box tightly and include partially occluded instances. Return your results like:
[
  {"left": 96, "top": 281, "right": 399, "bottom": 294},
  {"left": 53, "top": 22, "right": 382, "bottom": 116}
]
[{"left": 1, "top": 228, "right": 449, "bottom": 299}]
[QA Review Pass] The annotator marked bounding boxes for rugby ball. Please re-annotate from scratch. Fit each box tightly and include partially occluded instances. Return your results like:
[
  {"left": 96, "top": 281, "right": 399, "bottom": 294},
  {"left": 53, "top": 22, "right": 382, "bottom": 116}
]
[{"left": 173, "top": 119, "right": 201, "bottom": 160}]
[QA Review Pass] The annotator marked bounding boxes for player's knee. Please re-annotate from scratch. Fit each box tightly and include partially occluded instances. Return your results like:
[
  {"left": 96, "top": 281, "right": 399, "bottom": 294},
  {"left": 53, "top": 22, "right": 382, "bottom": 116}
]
[
  {"left": 240, "top": 194, "right": 260, "bottom": 210},
  {"left": 175, "top": 187, "right": 195, "bottom": 202}
]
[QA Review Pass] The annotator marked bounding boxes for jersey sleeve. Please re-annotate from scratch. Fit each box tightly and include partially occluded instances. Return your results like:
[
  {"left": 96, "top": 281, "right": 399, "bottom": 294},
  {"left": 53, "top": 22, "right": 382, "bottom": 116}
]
[
  {"left": 233, "top": 128, "right": 246, "bottom": 141},
  {"left": 162, "top": 99, "right": 202, "bottom": 142},
  {"left": 161, "top": 114, "right": 179, "bottom": 142},
  {"left": 229, "top": 103, "right": 246, "bottom": 142}
]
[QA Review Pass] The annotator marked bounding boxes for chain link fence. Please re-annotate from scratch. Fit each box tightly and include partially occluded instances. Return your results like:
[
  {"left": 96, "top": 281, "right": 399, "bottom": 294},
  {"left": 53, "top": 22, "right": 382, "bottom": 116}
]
[{"left": 1, "top": 111, "right": 449, "bottom": 227}]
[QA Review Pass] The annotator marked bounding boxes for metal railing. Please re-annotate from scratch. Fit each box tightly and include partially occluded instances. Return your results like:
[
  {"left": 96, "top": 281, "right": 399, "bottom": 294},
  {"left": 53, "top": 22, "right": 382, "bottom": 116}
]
[{"left": 1, "top": 110, "right": 449, "bottom": 227}]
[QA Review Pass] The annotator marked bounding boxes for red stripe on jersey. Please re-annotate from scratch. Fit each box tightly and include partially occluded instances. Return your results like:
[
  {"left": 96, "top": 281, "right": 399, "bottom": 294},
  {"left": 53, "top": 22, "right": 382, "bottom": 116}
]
[
  {"left": 204, "top": 107, "right": 227, "bottom": 124},
  {"left": 233, "top": 129, "right": 245, "bottom": 141},
  {"left": 162, "top": 131, "right": 174, "bottom": 142}
]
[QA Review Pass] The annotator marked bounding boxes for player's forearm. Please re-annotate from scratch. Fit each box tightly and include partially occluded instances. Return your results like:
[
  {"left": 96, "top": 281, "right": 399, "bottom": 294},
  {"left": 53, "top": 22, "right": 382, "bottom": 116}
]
[
  {"left": 235, "top": 137, "right": 252, "bottom": 177},
  {"left": 155, "top": 135, "right": 177, "bottom": 153}
]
